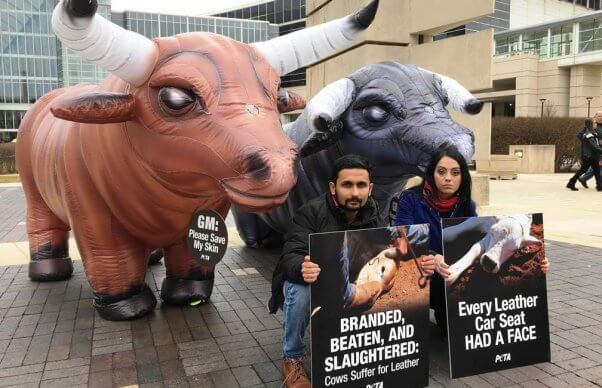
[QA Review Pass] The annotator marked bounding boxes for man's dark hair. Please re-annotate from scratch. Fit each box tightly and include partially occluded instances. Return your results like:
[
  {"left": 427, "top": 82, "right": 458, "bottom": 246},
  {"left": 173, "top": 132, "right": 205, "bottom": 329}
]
[
  {"left": 331, "top": 154, "right": 372, "bottom": 182},
  {"left": 585, "top": 117, "right": 595, "bottom": 131}
]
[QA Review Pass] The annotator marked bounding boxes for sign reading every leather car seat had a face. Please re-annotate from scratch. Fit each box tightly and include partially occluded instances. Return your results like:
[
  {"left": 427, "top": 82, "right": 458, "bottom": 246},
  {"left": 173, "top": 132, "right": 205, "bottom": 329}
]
[
  {"left": 186, "top": 209, "right": 228, "bottom": 266},
  {"left": 443, "top": 214, "right": 550, "bottom": 379},
  {"left": 309, "top": 225, "right": 430, "bottom": 388}
]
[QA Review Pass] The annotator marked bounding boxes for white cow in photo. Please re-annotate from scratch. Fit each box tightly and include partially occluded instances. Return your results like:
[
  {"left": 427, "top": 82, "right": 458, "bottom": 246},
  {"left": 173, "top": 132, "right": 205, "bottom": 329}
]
[
  {"left": 446, "top": 215, "right": 542, "bottom": 286},
  {"left": 356, "top": 247, "right": 399, "bottom": 291}
]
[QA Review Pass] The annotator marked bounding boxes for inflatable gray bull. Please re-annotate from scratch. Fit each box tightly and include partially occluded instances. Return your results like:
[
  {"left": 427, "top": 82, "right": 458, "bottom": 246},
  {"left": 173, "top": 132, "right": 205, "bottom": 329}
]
[{"left": 234, "top": 62, "right": 484, "bottom": 246}]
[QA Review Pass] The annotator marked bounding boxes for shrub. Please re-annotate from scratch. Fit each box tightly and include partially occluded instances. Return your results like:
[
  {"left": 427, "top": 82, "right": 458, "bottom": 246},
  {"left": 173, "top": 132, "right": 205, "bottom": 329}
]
[
  {"left": 491, "top": 117, "right": 584, "bottom": 172},
  {"left": 0, "top": 142, "right": 17, "bottom": 174}
]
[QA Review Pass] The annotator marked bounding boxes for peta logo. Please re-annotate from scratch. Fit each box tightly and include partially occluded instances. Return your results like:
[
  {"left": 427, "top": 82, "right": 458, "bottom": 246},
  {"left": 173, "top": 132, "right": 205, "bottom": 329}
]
[
  {"left": 366, "top": 382, "right": 383, "bottom": 388},
  {"left": 495, "top": 353, "right": 511, "bottom": 363}
]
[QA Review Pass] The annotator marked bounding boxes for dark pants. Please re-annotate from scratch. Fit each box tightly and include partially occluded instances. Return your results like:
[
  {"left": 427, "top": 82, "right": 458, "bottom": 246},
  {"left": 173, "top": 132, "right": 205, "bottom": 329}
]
[
  {"left": 570, "top": 158, "right": 602, "bottom": 189},
  {"left": 430, "top": 272, "right": 447, "bottom": 335},
  {"left": 580, "top": 162, "right": 602, "bottom": 183}
]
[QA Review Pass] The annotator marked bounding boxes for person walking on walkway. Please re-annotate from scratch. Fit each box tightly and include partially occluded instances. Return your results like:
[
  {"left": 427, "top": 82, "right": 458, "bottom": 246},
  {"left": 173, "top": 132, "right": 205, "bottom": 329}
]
[
  {"left": 578, "top": 112, "right": 602, "bottom": 188},
  {"left": 567, "top": 118, "right": 602, "bottom": 191}
]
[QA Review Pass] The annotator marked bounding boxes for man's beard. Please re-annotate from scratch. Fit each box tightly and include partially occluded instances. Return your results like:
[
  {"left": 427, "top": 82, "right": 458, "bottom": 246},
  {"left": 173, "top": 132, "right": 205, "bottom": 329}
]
[{"left": 337, "top": 195, "right": 365, "bottom": 211}]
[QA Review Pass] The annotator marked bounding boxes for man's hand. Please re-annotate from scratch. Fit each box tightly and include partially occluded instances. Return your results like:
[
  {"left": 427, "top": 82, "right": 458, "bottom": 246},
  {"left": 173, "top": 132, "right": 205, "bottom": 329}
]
[{"left": 301, "top": 256, "right": 321, "bottom": 283}]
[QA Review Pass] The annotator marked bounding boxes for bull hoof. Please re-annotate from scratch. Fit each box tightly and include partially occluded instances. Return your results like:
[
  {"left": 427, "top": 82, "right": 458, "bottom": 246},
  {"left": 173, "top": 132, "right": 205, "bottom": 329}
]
[
  {"left": 94, "top": 284, "right": 157, "bottom": 321},
  {"left": 160, "top": 277, "right": 214, "bottom": 305},
  {"left": 29, "top": 257, "right": 73, "bottom": 282},
  {"left": 148, "top": 249, "right": 163, "bottom": 265}
]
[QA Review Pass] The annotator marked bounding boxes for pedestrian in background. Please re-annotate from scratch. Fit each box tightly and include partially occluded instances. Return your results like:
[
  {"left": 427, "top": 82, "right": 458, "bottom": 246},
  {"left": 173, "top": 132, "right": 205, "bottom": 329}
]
[
  {"left": 578, "top": 111, "right": 602, "bottom": 188},
  {"left": 567, "top": 118, "right": 602, "bottom": 191}
]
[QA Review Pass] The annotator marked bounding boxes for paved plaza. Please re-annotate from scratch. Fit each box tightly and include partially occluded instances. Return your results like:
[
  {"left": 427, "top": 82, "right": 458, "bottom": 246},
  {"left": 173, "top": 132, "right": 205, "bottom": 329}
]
[{"left": 0, "top": 178, "right": 601, "bottom": 387}]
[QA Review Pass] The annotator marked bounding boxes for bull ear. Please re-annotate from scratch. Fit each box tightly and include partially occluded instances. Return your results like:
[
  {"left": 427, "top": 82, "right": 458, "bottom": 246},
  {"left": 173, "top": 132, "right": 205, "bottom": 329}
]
[
  {"left": 299, "top": 118, "right": 343, "bottom": 158},
  {"left": 51, "top": 92, "right": 136, "bottom": 124},
  {"left": 298, "top": 77, "right": 354, "bottom": 158},
  {"left": 277, "top": 89, "right": 306, "bottom": 113}
]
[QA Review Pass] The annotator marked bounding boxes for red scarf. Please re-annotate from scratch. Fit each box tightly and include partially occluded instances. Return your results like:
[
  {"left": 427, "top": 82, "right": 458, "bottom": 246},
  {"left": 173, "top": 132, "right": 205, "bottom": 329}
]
[{"left": 423, "top": 182, "right": 458, "bottom": 213}]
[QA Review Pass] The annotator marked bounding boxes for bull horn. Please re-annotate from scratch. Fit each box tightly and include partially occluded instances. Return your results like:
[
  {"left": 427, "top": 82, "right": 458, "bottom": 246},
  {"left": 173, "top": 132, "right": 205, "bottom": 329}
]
[
  {"left": 252, "top": 0, "right": 379, "bottom": 75},
  {"left": 52, "top": 0, "right": 158, "bottom": 86},
  {"left": 419, "top": 67, "right": 484, "bottom": 115},
  {"left": 307, "top": 78, "right": 355, "bottom": 132},
  {"left": 298, "top": 78, "right": 355, "bottom": 157}
]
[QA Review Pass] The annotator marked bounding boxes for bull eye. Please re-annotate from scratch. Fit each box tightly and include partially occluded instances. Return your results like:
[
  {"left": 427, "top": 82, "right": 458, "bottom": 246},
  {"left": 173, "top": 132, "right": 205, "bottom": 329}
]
[
  {"left": 362, "top": 105, "right": 389, "bottom": 123},
  {"left": 158, "top": 87, "right": 197, "bottom": 115}
]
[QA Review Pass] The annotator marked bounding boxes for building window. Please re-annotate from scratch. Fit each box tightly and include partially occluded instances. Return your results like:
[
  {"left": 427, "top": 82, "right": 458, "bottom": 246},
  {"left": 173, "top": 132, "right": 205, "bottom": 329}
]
[
  {"left": 494, "top": 35, "right": 520, "bottom": 56},
  {"left": 550, "top": 24, "right": 573, "bottom": 57},
  {"left": 522, "top": 30, "right": 548, "bottom": 58},
  {"left": 0, "top": 110, "right": 26, "bottom": 132},
  {"left": 579, "top": 18, "right": 602, "bottom": 52}
]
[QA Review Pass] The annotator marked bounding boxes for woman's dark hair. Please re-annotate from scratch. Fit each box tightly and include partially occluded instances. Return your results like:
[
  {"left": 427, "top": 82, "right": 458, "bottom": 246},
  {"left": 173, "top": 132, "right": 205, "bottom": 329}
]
[
  {"left": 424, "top": 146, "right": 473, "bottom": 214},
  {"left": 585, "top": 117, "right": 595, "bottom": 130},
  {"left": 331, "top": 154, "right": 372, "bottom": 182}
]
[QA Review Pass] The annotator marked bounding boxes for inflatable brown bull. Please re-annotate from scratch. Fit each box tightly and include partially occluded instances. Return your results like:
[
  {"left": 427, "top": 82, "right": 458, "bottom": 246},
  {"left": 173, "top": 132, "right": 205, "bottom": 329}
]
[{"left": 16, "top": 0, "right": 379, "bottom": 320}]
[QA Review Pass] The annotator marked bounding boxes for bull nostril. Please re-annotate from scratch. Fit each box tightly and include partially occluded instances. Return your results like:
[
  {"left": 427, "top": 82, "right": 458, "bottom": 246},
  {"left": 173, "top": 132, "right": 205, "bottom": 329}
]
[
  {"left": 480, "top": 255, "right": 498, "bottom": 273},
  {"left": 245, "top": 153, "right": 271, "bottom": 182}
]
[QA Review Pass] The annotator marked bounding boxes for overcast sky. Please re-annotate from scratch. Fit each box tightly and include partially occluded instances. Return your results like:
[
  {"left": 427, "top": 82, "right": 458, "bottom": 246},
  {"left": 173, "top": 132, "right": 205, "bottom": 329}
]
[{"left": 111, "top": 0, "right": 261, "bottom": 16}]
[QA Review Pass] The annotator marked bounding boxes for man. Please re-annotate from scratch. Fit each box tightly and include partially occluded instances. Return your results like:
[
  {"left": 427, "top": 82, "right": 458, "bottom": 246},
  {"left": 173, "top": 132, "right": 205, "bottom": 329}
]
[
  {"left": 567, "top": 117, "right": 602, "bottom": 191},
  {"left": 268, "top": 154, "right": 435, "bottom": 387},
  {"left": 578, "top": 111, "right": 602, "bottom": 188}
]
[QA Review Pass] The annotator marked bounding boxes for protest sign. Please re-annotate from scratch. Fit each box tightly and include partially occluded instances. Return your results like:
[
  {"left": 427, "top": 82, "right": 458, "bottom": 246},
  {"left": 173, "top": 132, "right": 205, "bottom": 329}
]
[
  {"left": 310, "top": 225, "right": 430, "bottom": 388},
  {"left": 443, "top": 214, "right": 550, "bottom": 378}
]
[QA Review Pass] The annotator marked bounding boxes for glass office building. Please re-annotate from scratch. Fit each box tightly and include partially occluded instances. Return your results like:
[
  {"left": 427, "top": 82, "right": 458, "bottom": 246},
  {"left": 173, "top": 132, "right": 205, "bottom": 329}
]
[
  {"left": 1, "top": 0, "right": 59, "bottom": 140},
  {"left": 493, "top": 13, "right": 602, "bottom": 59},
  {"left": 213, "top": 0, "right": 307, "bottom": 87},
  {"left": 0, "top": 0, "right": 109, "bottom": 140},
  {"left": 112, "top": 11, "right": 278, "bottom": 43}
]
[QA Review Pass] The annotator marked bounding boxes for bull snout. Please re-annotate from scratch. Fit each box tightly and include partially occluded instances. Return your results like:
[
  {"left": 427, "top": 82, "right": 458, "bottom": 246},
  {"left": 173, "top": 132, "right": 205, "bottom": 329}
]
[
  {"left": 221, "top": 146, "right": 299, "bottom": 212},
  {"left": 480, "top": 254, "right": 499, "bottom": 273},
  {"left": 434, "top": 123, "right": 475, "bottom": 162}
]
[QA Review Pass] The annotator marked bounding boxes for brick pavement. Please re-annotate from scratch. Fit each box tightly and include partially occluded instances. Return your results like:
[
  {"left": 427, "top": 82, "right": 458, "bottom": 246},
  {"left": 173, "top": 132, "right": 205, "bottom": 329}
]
[{"left": 1, "top": 186, "right": 602, "bottom": 387}]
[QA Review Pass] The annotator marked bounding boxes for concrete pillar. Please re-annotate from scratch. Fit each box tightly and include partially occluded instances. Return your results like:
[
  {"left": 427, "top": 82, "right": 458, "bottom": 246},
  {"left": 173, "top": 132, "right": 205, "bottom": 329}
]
[
  {"left": 569, "top": 65, "right": 602, "bottom": 117},
  {"left": 471, "top": 173, "right": 490, "bottom": 206}
]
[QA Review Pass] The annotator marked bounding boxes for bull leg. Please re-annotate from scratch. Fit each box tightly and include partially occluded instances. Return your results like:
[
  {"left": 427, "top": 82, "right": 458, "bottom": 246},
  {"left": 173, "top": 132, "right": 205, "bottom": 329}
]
[
  {"left": 19, "top": 159, "right": 73, "bottom": 281},
  {"left": 69, "top": 216, "right": 156, "bottom": 321},
  {"left": 160, "top": 238, "right": 215, "bottom": 305},
  {"left": 25, "top": 200, "right": 73, "bottom": 282}
]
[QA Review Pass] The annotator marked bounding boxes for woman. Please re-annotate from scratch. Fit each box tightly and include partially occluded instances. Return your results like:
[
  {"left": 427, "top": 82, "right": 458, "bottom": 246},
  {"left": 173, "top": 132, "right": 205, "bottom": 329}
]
[
  {"left": 393, "top": 146, "right": 549, "bottom": 334},
  {"left": 393, "top": 146, "right": 475, "bottom": 334}
]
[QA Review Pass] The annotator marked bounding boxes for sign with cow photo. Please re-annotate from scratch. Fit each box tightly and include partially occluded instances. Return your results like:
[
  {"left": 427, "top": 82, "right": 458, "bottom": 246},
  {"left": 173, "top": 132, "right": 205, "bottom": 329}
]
[
  {"left": 443, "top": 214, "right": 550, "bottom": 378},
  {"left": 309, "top": 225, "right": 430, "bottom": 388}
]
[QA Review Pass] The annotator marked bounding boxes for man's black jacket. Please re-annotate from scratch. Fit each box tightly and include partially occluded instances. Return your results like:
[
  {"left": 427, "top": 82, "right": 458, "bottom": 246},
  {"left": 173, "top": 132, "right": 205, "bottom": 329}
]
[
  {"left": 268, "top": 193, "right": 384, "bottom": 313},
  {"left": 580, "top": 129, "right": 602, "bottom": 160}
]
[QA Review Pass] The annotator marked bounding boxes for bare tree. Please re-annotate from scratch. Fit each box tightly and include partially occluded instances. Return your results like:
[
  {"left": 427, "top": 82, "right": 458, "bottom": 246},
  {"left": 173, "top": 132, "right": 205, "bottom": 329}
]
[{"left": 544, "top": 101, "right": 557, "bottom": 118}]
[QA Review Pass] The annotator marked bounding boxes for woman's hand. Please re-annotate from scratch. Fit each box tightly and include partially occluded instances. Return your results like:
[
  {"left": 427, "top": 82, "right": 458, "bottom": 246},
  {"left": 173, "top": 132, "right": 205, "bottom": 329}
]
[
  {"left": 434, "top": 254, "right": 451, "bottom": 279},
  {"left": 541, "top": 256, "right": 550, "bottom": 274}
]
